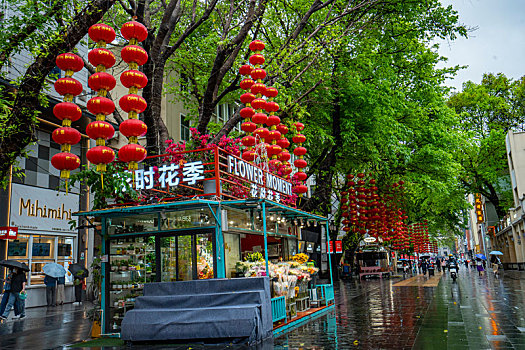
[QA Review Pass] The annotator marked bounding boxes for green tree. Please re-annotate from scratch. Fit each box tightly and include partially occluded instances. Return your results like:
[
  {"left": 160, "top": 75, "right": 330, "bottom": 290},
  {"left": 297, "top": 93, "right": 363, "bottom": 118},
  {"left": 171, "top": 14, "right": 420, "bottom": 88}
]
[{"left": 447, "top": 73, "right": 523, "bottom": 218}]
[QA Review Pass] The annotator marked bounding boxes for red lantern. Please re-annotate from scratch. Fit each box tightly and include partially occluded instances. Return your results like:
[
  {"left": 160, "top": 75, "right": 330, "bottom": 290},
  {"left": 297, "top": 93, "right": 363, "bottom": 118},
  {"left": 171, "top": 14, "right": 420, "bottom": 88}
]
[
  {"left": 118, "top": 144, "right": 147, "bottom": 163},
  {"left": 87, "top": 146, "right": 115, "bottom": 166},
  {"left": 88, "top": 72, "right": 116, "bottom": 92},
  {"left": 88, "top": 23, "right": 116, "bottom": 44},
  {"left": 56, "top": 53, "right": 83, "bottom": 73},
  {"left": 51, "top": 152, "right": 81, "bottom": 178},
  {"left": 265, "top": 101, "right": 279, "bottom": 113},
  {"left": 87, "top": 96, "right": 115, "bottom": 116},
  {"left": 278, "top": 150, "right": 291, "bottom": 162},
  {"left": 294, "top": 171, "right": 307, "bottom": 181},
  {"left": 281, "top": 164, "right": 293, "bottom": 175},
  {"left": 265, "top": 87, "right": 278, "bottom": 98},
  {"left": 277, "top": 137, "right": 290, "bottom": 149},
  {"left": 240, "top": 92, "right": 255, "bottom": 105},
  {"left": 267, "top": 115, "right": 281, "bottom": 126},
  {"left": 54, "top": 77, "right": 83, "bottom": 96},
  {"left": 251, "top": 98, "right": 266, "bottom": 110},
  {"left": 277, "top": 124, "right": 289, "bottom": 135},
  {"left": 294, "top": 158, "right": 307, "bottom": 168},
  {"left": 241, "top": 135, "right": 256, "bottom": 147},
  {"left": 357, "top": 173, "right": 365, "bottom": 178},
  {"left": 240, "top": 107, "right": 255, "bottom": 119},
  {"left": 267, "top": 130, "right": 281, "bottom": 141},
  {"left": 242, "top": 150, "right": 257, "bottom": 162},
  {"left": 251, "top": 113, "right": 268, "bottom": 125},
  {"left": 119, "top": 94, "right": 147, "bottom": 113},
  {"left": 250, "top": 83, "right": 266, "bottom": 95},
  {"left": 267, "top": 144, "right": 282, "bottom": 156},
  {"left": 293, "top": 185, "right": 308, "bottom": 194},
  {"left": 249, "top": 40, "right": 265, "bottom": 52},
  {"left": 292, "top": 134, "right": 306, "bottom": 144},
  {"left": 121, "top": 45, "right": 148, "bottom": 66},
  {"left": 240, "top": 78, "right": 255, "bottom": 90},
  {"left": 239, "top": 64, "right": 252, "bottom": 76},
  {"left": 241, "top": 121, "right": 257, "bottom": 133},
  {"left": 120, "top": 70, "right": 148, "bottom": 89},
  {"left": 293, "top": 146, "right": 307, "bottom": 156},
  {"left": 53, "top": 102, "right": 82, "bottom": 123},
  {"left": 52, "top": 127, "right": 81, "bottom": 146},
  {"left": 250, "top": 68, "right": 266, "bottom": 80},
  {"left": 121, "top": 21, "right": 148, "bottom": 42},
  {"left": 249, "top": 54, "right": 265, "bottom": 65},
  {"left": 253, "top": 127, "right": 269, "bottom": 140},
  {"left": 88, "top": 48, "right": 116, "bottom": 68},
  {"left": 120, "top": 119, "right": 147, "bottom": 138},
  {"left": 86, "top": 121, "right": 115, "bottom": 140},
  {"left": 347, "top": 174, "right": 354, "bottom": 179}
]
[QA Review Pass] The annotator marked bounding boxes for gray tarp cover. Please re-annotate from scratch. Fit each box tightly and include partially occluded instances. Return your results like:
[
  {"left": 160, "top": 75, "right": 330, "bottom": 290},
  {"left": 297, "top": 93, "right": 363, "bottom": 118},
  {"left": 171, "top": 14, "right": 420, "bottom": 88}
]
[{"left": 121, "top": 277, "right": 273, "bottom": 344}]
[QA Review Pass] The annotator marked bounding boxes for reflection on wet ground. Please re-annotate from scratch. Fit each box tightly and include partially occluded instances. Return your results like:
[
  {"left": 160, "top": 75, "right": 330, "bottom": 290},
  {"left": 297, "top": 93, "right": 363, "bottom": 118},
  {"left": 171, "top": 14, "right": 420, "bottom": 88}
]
[
  {"left": 2, "top": 269, "right": 525, "bottom": 349},
  {"left": 275, "top": 268, "right": 525, "bottom": 349}
]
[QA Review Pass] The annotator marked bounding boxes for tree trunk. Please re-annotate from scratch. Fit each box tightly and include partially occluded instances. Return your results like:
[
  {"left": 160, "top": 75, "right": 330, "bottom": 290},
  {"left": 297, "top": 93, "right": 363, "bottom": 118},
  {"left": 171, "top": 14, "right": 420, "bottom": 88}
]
[{"left": 0, "top": 0, "right": 116, "bottom": 182}]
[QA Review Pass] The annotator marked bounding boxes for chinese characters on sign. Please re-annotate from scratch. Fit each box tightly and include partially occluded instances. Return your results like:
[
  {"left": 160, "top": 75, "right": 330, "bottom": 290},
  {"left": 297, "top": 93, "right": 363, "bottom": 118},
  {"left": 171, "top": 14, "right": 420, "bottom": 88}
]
[{"left": 128, "top": 161, "right": 205, "bottom": 190}]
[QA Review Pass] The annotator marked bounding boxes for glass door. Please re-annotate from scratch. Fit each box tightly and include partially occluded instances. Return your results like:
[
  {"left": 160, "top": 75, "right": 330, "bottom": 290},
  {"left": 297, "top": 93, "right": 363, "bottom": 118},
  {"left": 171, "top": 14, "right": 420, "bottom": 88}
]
[
  {"left": 160, "top": 236, "right": 177, "bottom": 282},
  {"left": 177, "top": 235, "right": 194, "bottom": 281},
  {"left": 196, "top": 233, "right": 214, "bottom": 279}
]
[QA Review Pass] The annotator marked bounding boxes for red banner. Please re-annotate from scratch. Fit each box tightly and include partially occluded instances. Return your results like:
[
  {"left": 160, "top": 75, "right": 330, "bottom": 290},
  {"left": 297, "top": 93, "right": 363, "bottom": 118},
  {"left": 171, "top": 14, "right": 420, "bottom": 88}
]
[
  {"left": 335, "top": 240, "right": 343, "bottom": 253},
  {"left": 0, "top": 227, "right": 18, "bottom": 240}
]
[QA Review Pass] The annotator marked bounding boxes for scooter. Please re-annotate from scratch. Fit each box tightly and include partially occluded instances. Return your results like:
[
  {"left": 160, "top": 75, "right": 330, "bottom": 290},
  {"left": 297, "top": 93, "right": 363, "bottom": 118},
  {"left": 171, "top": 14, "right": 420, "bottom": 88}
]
[{"left": 449, "top": 263, "right": 458, "bottom": 282}]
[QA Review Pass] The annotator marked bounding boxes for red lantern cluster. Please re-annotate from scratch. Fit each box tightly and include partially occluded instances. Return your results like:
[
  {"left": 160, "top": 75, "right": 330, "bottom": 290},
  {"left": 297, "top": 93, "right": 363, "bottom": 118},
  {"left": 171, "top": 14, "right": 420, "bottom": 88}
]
[
  {"left": 411, "top": 220, "right": 431, "bottom": 254},
  {"left": 51, "top": 53, "right": 83, "bottom": 184},
  {"left": 292, "top": 122, "right": 307, "bottom": 196},
  {"left": 86, "top": 23, "right": 116, "bottom": 174},
  {"left": 118, "top": 21, "right": 148, "bottom": 170},
  {"left": 339, "top": 175, "right": 410, "bottom": 247}
]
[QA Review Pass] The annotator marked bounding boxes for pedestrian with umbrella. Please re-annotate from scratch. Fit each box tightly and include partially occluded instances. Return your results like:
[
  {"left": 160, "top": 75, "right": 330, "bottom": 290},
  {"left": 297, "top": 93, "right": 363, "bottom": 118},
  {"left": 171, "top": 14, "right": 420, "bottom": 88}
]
[
  {"left": 476, "top": 257, "right": 485, "bottom": 276},
  {"left": 0, "top": 260, "right": 28, "bottom": 320},
  {"left": 69, "top": 263, "right": 88, "bottom": 304},
  {"left": 0, "top": 268, "right": 21, "bottom": 317},
  {"left": 489, "top": 251, "right": 503, "bottom": 276},
  {"left": 43, "top": 263, "right": 65, "bottom": 307}
]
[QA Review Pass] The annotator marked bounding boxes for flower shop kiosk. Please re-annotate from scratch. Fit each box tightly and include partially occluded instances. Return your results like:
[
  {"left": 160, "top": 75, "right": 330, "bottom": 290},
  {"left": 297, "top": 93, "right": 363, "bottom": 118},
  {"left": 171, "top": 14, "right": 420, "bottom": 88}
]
[{"left": 76, "top": 147, "right": 335, "bottom": 343}]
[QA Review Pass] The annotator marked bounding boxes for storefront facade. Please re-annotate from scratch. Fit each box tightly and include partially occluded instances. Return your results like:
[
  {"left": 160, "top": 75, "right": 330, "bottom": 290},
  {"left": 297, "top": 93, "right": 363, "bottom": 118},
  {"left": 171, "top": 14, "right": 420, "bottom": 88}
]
[{"left": 6, "top": 183, "right": 79, "bottom": 307}]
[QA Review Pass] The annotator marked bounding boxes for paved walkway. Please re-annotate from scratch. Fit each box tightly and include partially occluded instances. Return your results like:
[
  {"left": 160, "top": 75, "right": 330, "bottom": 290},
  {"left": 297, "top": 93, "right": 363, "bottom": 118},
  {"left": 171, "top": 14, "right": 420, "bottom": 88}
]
[
  {"left": 0, "top": 302, "right": 91, "bottom": 350},
  {"left": 276, "top": 268, "right": 525, "bottom": 349}
]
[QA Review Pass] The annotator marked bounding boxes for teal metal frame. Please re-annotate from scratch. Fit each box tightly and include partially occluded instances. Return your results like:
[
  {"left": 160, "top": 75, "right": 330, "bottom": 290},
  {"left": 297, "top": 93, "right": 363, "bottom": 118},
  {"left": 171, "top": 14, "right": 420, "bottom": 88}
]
[{"left": 75, "top": 197, "right": 334, "bottom": 336}]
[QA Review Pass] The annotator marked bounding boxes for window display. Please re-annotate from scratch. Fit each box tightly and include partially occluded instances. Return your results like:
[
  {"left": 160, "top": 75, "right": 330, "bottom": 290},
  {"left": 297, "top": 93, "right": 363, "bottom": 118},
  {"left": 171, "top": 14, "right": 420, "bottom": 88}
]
[{"left": 109, "top": 236, "right": 155, "bottom": 331}]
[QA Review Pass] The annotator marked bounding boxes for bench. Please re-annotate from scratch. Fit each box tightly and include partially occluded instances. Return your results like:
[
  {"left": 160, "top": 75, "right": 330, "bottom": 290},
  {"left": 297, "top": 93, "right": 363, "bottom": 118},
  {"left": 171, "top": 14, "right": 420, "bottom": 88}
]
[{"left": 359, "top": 266, "right": 384, "bottom": 279}]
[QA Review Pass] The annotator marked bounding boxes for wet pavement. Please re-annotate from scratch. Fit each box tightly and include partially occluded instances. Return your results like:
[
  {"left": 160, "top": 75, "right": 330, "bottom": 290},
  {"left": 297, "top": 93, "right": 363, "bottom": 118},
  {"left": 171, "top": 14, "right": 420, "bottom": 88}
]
[
  {"left": 276, "top": 268, "right": 525, "bottom": 349},
  {"left": 2, "top": 269, "right": 525, "bottom": 349},
  {"left": 0, "top": 302, "right": 91, "bottom": 350}
]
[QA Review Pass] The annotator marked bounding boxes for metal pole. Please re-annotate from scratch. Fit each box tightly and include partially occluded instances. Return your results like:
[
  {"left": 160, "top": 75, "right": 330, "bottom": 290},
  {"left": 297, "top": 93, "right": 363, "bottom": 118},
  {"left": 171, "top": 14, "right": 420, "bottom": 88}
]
[
  {"left": 326, "top": 221, "right": 333, "bottom": 285},
  {"left": 262, "top": 201, "right": 269, "bottom": 275}
]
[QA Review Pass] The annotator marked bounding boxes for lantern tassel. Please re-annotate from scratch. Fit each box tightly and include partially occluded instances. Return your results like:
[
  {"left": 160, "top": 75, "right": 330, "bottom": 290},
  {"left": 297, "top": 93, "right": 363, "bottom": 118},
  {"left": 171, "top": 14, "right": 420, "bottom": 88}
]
[
  {"left": 66, "top": 180, "right": 69, "bottom": 195},
  {"left": 101, "top": 172, "right": 104, "bottom": 190}
]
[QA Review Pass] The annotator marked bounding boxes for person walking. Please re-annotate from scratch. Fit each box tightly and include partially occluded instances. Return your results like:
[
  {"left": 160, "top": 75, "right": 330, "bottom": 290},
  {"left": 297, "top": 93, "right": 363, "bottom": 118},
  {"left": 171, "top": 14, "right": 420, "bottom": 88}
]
[
  {"left": 421, "top": 260, "right": 428, "bottom": 275},
  {"left": 490, "top": 255, "right": 501, "bottom": 276},
  {"left": 44, "top": 274, "right": 57, "bottom": 307},
  {"left": 0, "top": 267, "right": 26, "bottom": 320},
  {"left": 56, "top": 275, "right": 65, "bottom": 306},
  {"left": 0, "top": 269, "right": 20, "bottom": 317},
  {"left": 74, "top": 276, "right": 84, "bottom": 304},
  {"left": 436, "top": 259, "right": 442, "bottom": 272},
  {"left": 476, "top": 258, "right": 485, "bottom": 276}
]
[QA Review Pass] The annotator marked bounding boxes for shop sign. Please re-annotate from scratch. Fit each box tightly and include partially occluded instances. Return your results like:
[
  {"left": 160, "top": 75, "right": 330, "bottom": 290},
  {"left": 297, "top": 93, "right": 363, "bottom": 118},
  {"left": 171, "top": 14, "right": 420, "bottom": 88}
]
[
  {"left": 335, "top": 240, "right": 343, "bottom": 253},
  {"left": 0, "top": 226, "right": 18, "bottom": 239},
  {"left": 327, "top": 241, "right": 333, "bottom": 253},
  {"left": 10, "top": 184, "right": 78, "bottom": 233},
  {"left": 364, "top": 237, "right": 376, "bottom": 243},
  {"left": 227, "top": 155, "right": 293, "bottom": 203},
  {"left": 129, "top": 161, "right": 205, "bottom": 190}
]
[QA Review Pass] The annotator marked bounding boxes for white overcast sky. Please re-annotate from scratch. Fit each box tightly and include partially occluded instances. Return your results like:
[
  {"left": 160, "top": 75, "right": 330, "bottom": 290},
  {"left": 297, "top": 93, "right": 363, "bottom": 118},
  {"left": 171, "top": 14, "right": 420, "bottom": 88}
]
[{"left": 437, "top": 0, "right": 525, "bottom": 91}]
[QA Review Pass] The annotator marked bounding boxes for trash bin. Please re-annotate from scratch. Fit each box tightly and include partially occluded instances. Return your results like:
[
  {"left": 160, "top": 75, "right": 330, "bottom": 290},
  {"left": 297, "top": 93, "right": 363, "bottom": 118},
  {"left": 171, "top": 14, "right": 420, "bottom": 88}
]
[{"left": 428, "top": 268, "right": 435, "bottom": 276}]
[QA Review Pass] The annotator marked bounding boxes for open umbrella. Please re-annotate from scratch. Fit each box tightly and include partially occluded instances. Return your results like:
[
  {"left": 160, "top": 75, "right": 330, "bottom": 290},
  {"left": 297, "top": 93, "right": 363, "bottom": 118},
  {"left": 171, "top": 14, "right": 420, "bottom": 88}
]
[
  {"left": 68, "top": 263, "right": 89, "bottom": 278},
  {"left": 0, "top": 259, "right": 29, "bottom": 271},
  {"left": 43, "top": 263, "right": 66, "bottom": 278},
  {"left": 489, "top": 251, "right": 503, "bottom": 255},
  {"left": 475, "top": 254, "right": 487, "bottom": 260}
]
